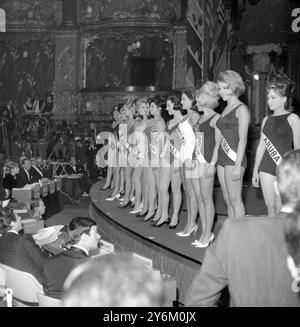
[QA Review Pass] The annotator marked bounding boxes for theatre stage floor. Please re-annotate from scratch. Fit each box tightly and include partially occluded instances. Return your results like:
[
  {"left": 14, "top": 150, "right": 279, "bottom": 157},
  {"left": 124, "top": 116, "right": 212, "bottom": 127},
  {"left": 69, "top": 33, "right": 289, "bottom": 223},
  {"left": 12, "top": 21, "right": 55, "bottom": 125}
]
[{"left": 45, "top": 180, "right": 267, "bottom": 304}]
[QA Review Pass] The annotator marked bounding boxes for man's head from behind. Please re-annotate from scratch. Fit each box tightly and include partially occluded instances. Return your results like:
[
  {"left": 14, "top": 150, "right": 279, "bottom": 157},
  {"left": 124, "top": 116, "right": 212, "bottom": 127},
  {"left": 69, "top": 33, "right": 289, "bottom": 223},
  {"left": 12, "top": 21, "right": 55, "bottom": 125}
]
[
  {"left": 68, "top": 217, "right": 99, "bottom": 252},
  {"left": 0, "top": 208, "right": 23, "bottom": 235},
  {"left": 62, "top": 254, "right": 166, "bottom": 307},
  {"left": 284, "top": 201, "right": 300, "bottom": 296},
  {"left": 275, "top": 149, "right": 300, "bottom": 206}
]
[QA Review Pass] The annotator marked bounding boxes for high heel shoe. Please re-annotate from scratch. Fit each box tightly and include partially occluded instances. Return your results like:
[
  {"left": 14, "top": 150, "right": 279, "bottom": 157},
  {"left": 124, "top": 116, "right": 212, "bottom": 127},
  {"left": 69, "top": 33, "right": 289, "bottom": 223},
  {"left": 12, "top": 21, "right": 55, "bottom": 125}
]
[
  {"left": 129, "top": 204, "right": 143, "bottom": 214},
  {"left": 118, "top": 201, "right": 132, "bottom": 208},
  {"left": 151, "top": 218, "right": 170, "bottom": 227},
  {"left": 177, "top": 225, "right": 198, "bottom": 237},
  {"left": 195, "top": 234, "right": 215, "bottom": 248},
  {"left": 168, "top": 219, "right": 178, "bottom": 229},
  {"left": 142, "top": 212, "right": 156, "bottom": 222},
  {"left": 168, "top": 222, "right": 178, "bottom": 229},
  {"left": 136, "top": 211, "right": 147, "bottom": 217},
  {"left": 105, "top": 193, "right": 120, "bottom": 201}
]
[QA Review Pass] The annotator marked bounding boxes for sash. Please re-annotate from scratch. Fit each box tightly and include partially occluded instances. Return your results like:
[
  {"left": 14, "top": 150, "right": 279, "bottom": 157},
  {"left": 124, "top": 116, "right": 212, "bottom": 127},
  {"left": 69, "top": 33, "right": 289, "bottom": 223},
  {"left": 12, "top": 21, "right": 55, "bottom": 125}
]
[
  {"left": 195, "top": 132, "right": 207, "bottom": 164},
  {"left": 169, "top": 142, "right": 180, "bottom": 159},
  {"left": 220, "top": 135, "right": 237, "bottom": 162},
  {"left": 262, "top": 132, "right": 282, "bottom": 166}
]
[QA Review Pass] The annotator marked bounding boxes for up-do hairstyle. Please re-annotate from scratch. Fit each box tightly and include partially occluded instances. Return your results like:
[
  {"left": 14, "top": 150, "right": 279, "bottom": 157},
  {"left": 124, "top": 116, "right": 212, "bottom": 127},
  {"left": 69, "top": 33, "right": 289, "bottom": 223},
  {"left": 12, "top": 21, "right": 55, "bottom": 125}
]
[
  {"left": 173, "top": 103, "right": 187, "bottom": 116},
  {"left": 167, "top": 94, "right": 180, "bottom": 105},
  {"left": 277, "top": 149, "right": 300, "bottom": 206},
  {"left": 4, "top": 161, "right": 19, "bottom": 171},
  {"left": 284, "top": 200, "right": 300, "bottom": 267},
  {"left": 196, "top": 81, "right": 220, "bottom": 109},
  {"left": 136, "top": 97, "right": 148, "bottom": 108},
  {"left": 20, "top": 157, "right": 30, "bottom": 166},
  {"left": 114, "top": 103, "right": 125, "bottom": 112},
  {"left": 67, "top": 217, "right": 97, "bottom": 245},
  {"left": 182, "top": 89, "right": 198, "bottom": 111},
  {"left": 149, "top": 95, "right": 165, "bottom": 109},
  {"left": 267, "top": 76, "right": 295, "bottom": 110},
  {"left": 217, "top": 70, "right": 245, "bottom": 97},
  {"left": 0, "top": 208, "right": 17, "bottom": 234}
]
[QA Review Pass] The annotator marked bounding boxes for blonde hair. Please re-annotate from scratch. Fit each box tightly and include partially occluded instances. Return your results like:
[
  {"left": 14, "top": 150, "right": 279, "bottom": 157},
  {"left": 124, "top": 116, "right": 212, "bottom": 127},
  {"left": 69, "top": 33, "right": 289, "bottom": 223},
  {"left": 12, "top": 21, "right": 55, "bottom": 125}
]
[
  {"left": 196, "top": 81, "right": 220, "bottom": 109},
  {"left": 217, "top": 70, "right": 245, "bottom": 97}
]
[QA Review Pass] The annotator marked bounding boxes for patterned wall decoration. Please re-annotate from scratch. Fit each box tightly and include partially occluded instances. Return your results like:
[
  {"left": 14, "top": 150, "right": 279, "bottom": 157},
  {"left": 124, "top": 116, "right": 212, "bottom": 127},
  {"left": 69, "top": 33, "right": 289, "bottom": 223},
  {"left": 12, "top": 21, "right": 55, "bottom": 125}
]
[
  {"left": 84, "top": 29, "right": 173, "bottom": 89},
  {"left": 0, "top": 35, "right": 55, "bottom": 107},
  {"left": 57, "top": 46, "right": 75, "bottom": 88},
  {"left": 79, "top": 0, "right": 181, "bottom": 24},
  {"left": 0, "top": 0, "right": 56, "bottom": 26},
  {"left": 53, "top": 90, "right": 79, "bottom": 116}
]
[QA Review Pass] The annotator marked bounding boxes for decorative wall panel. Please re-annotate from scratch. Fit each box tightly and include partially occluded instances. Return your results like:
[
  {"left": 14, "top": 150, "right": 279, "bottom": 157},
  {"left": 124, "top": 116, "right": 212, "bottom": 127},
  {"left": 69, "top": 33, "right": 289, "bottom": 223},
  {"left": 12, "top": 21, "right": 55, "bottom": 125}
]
[
  {"left": 0, "top": 35, "right": 54, "bottom": 107},
  {"left": 79, "top": 0, "right": 181, "bottom": 24},
  {"left": 84, "top": 29, "right": 173, "bottom": 89},
  {"left": 0, "top": 0, "right": 56, "bottom": 27}
]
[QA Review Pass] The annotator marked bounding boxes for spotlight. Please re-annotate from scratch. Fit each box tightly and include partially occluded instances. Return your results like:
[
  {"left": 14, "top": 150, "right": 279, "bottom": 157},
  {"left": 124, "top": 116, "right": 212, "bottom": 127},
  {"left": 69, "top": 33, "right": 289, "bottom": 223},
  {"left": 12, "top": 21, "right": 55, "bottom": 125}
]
[{"left": 253, "top": 74, "right": 259, "bottom": 80}]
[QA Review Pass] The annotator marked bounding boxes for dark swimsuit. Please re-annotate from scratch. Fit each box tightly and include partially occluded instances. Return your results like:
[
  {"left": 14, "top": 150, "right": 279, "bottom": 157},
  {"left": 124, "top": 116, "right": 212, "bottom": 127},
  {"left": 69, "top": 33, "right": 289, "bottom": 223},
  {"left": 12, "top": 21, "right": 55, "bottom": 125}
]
[
  {"left": 259, "top": 113, "right": 293, "bottom": 176},
  {"left": 193, "top": 114, "right": 216, "bottom": 163},
  {"left": 216, "top": 105, "right": 247, "bottom": 168}
]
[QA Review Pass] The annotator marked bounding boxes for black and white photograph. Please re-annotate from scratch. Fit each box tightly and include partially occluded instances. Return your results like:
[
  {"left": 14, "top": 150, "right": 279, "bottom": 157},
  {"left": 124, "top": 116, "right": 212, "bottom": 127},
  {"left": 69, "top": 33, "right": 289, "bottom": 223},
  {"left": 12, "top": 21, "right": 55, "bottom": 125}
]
[{"left": 0, "top": 0, "right": 299, "bottom": 310}]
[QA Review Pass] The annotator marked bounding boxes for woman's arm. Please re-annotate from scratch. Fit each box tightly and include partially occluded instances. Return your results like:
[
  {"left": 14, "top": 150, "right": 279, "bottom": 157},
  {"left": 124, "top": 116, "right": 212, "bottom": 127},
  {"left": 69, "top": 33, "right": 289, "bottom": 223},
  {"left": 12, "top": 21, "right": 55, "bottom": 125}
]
[
  {"left": 205, "top": 115, "right": 221, "bottom": 178},
  {"left": 232, "top": 104, "right": 250, "bottom": 181},
  {"left": 210, "top": 115, "right": 221, "bottom": 165},
  {"left": 288, "top": 113, "right": 300, "bottom": 149},
  {"left": 252, "top": 117, "right": 268, "bottom": 187}
]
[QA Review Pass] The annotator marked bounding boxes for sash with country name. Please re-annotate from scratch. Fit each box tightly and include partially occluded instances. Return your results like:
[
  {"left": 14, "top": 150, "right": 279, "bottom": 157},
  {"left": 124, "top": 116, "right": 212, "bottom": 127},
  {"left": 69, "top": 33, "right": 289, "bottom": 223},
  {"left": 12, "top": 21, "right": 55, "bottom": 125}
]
[
  {"left": 195, "top": 132, "right": 207, "bottom": 164},
  {"left": 220, "top": 135, "right": 237, "bottom": 162},
  {"left": 262, "top": 132, "right": 282, "bottom": 166}
]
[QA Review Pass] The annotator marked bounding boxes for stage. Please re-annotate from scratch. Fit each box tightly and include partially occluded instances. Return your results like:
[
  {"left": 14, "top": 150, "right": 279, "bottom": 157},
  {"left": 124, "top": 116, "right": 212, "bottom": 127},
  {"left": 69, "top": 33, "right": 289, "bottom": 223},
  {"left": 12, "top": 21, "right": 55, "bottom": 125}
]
[{"left": 89, "top": 180, "right": 267, "bottom": 304}]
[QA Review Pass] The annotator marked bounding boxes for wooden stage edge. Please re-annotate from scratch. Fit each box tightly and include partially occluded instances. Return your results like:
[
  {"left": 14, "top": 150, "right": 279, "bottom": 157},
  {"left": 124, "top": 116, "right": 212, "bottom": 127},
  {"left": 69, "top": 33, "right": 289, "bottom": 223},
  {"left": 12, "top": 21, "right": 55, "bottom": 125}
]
[{"left": 89, "top": 181, "right": 267, "bottom": 304}]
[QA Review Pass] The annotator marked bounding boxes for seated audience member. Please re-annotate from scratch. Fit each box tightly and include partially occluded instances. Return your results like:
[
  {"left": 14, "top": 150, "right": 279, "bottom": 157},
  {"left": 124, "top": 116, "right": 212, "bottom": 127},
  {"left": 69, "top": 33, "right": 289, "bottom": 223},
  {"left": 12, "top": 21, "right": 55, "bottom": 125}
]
[
  {"left": 23, "top": 96, "right": 33, "bottom": 114},
  {"left": 0, "top": 208, "right": 48, "bottom": 284},
  {"left": 31, "top": 156, "right": 47, "bottom": 182},
  {"left": 74, "top": 138, "right": 87, "bottom": 166},
  {"left": 43, "top": 217, "right": 100, "bottom": 299},
  {"left": 66, "top": 157, "right": 91, "bottom": 197},
  {"left": 284, "top": 201, "right": 300, "bottom": 300},
  {"left": 185, "top": 149, "right": 300, "bottom": 307},
  {"left": 62, "top": 254, "right": 166, "bottom": 307},
  {"left": 42, "top": 93, "right": 54, "bottom": 115},
  {"left": 0, "top": 185, "right": 9, "bottom": 202},
  {"left": 3, "top": 161, "right": 19, "bottom": 196},
  {"left": 16, "top": 158, "right": 34, "bottom": 187}
]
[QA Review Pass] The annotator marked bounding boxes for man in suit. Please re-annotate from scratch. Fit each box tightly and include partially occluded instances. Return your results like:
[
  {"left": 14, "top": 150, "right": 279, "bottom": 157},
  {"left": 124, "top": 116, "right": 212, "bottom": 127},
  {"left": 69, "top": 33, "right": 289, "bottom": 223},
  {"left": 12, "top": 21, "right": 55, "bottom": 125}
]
[
  {"left": 185, "top": 149, "right": 300, "bottom": 307},
  {"left": 43, "top": 216, "right": 100, "bottom": 299},
  {"left": 16, "top": 158, "right": 35, "bottom": 187},
  {"left": 66, "top": 156, "right": 91, "bottom": 197},
  {"left": 0, "top": 185, "right": 9, "bottom": 201},
  {"left": 0, "top": 208, "right": 49, "bottom": 284},
  {"left": 30, "top": 156, "right": 47, "bottom": 182}
]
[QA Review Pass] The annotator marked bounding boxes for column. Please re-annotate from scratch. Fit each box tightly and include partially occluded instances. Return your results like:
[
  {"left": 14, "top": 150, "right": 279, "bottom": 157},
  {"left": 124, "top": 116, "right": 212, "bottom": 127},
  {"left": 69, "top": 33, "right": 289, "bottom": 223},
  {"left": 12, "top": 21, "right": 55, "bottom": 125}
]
[
  {"left": 173, "top": 25, "right": 187, "bottom": 90},
  {"left": 53, "top": 0, "right": 80, "bottom": 119}
]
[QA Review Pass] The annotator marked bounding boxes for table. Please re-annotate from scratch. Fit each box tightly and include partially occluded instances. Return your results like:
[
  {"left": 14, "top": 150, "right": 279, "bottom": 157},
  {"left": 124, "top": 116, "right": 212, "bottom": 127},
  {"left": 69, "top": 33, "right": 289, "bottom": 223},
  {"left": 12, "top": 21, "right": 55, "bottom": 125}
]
[{"left": 60, "top": 176, "right": 82, "bottom": 204}]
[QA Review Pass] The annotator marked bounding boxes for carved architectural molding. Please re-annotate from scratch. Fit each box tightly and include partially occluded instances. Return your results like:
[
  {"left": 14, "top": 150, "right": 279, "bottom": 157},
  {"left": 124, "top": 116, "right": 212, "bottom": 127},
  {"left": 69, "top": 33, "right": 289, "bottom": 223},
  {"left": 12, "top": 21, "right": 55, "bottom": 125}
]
[
  {"left": 78, "top": 0, "right": 181, "bottom": 25},
  {"left": 1, "top": 0, "right": 56, "bottom": 28}
]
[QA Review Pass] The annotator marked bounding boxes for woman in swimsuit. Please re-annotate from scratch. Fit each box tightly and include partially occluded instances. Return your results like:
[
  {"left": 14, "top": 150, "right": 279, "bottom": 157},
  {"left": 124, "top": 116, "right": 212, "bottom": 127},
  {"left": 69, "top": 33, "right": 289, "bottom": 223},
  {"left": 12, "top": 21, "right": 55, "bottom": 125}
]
[
  {"left": 252, "top": 76, "right": 300, "bottom": 216},
  {"left": 216, "top": 70, "right": 250, "bottom": 219}
]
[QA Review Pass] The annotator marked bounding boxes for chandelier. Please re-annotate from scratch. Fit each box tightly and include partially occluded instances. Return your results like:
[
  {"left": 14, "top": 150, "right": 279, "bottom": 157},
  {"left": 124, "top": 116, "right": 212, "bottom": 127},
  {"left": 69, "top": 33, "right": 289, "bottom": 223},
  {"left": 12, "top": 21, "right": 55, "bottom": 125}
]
[{"left": 127, "top": 40, "right": 141, "bottom": 56}]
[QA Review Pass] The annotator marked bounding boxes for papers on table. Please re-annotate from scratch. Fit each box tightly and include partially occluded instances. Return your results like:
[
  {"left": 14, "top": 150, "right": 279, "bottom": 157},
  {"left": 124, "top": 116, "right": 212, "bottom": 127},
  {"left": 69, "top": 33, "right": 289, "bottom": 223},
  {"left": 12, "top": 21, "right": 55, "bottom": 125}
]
[
  {"left": 33, "top": 225, "right": 64, "bottom": 246},
  {"left": 2, "top": 200, "right": 10, "bottom": 208}
]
